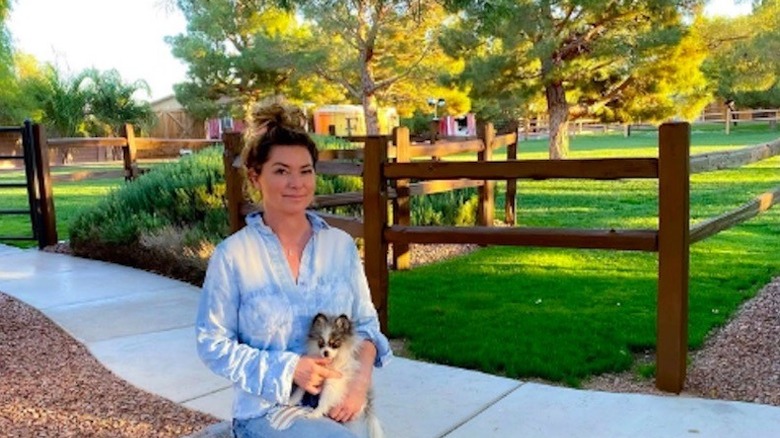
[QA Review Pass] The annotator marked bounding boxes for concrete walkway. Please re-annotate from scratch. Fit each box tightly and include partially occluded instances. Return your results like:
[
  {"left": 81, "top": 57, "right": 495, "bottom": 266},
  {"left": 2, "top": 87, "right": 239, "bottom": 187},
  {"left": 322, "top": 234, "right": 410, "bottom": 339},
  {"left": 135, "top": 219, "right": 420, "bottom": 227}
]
[{"left": 1, "top": 244, "right": 779, "bottom": 437}]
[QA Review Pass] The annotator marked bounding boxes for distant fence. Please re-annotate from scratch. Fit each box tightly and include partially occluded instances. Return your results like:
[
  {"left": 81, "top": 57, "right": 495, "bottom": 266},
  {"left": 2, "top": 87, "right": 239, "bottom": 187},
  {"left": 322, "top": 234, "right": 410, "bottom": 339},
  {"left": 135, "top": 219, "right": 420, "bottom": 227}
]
[
  {"left": 4, "top": 123, "right": 221, "bottom": 246},
  {"left": 45, "top": 124, "right": 221, "bottom": 180},
  {"left": 697, "top": 108, "right": 779, "bottom": 134},
  {"left": 515, "top": 107, "right": 780, "bottom": 140}
]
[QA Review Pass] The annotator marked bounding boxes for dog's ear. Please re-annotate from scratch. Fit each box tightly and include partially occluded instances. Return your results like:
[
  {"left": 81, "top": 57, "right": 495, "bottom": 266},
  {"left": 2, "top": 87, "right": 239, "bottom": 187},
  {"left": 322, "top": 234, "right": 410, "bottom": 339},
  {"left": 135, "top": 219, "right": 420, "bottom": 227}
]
[
  {"left": 312, "top": 313, "right": 329, "bottom": 329},
  {"left": 335, "top": 314, "right": 352, "bottom": 332}
]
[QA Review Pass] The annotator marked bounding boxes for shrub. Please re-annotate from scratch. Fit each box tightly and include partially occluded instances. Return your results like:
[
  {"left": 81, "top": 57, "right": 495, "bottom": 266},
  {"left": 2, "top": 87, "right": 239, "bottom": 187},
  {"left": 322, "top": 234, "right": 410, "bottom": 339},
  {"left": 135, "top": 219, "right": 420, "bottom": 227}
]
[
  {"left": 69, "top": 146, "right": 228, "bottom": 284},
  {"left": 411, "top": 188, "right": 479, "bottom": 226}
]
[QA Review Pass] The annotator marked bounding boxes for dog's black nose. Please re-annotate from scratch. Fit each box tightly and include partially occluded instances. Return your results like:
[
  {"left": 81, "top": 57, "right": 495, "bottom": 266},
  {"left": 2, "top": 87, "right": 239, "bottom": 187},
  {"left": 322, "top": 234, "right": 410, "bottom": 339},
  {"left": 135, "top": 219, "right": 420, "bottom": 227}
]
[{"left": 323, "top": 351, "right": 330, "bottom": 358}]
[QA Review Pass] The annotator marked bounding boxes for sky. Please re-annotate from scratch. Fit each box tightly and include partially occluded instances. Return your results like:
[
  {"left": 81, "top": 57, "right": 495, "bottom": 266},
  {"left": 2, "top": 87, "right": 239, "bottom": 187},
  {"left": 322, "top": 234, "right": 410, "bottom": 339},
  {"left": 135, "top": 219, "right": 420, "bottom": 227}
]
[
  {"left": 7, "top": 0, "right": 754, "bottom": 103},
  {"left": 7, "top": 0, "right": 188, "bottom": 102}
]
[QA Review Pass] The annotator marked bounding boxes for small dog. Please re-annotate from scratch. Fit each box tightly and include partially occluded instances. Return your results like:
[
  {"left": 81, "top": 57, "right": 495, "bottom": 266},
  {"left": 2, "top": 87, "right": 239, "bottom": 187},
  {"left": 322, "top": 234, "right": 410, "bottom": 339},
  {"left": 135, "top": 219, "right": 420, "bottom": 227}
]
[{"left": 289, "top": 313, "right": 383, "bottom": 438}]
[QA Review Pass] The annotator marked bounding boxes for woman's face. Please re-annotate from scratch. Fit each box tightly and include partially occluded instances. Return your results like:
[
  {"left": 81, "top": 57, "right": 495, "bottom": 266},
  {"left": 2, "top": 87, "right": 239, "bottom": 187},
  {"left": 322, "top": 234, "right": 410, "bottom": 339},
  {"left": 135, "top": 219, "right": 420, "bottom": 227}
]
[{"left": 251, "top": 145, "right": 316, "bottom": 217}]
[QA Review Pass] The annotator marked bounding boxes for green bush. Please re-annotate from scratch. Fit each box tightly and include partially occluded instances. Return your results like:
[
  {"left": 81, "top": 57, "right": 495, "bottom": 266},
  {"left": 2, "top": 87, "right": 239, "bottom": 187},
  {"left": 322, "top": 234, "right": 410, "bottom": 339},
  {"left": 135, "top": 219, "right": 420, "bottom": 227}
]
[
  {"left": 400, "top": 110, "right": 436, "bottom": 136},
  {"left": 69, "top": 147, "right": 228, "bottom": 284},
  {"left": 312, "top": 133, "right": 354, "bottom": 150},
  {"left": 70, "top": 146, "right": 228, "bottom": 247},
  {"left": 411, "top": 188, "right": 479, "bottom": 226}
]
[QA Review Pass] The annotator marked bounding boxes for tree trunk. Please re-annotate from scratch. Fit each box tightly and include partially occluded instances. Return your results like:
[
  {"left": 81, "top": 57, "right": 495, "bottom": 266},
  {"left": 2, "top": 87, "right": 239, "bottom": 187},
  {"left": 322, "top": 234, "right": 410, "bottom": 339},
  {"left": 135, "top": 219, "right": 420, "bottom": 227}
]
[
  {"left": 546, "top": 81, "right": 569, "bottom": 159},
  {"left": 362, "top": 92, "right": 380, "bottom": 135},
  {"left": 361, "top": 63, "right": 380, "bottom": 135}
]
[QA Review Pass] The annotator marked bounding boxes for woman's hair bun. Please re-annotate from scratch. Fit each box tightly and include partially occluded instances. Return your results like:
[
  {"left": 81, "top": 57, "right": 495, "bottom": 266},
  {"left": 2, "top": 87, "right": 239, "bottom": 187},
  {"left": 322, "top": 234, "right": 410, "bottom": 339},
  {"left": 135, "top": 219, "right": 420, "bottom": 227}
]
[{"left": 249, "top": 98, "right": 306, "bottom": 134}]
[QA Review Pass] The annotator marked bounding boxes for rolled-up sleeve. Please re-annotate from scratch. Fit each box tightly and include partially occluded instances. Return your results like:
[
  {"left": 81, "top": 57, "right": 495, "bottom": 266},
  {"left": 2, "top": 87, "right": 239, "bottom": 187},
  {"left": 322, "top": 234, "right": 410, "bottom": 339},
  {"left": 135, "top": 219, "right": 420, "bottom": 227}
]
[
  {"left": 348, "top": 244, "right": 393, "bottom": 367},
  {"left": 195, "top": 245, "right": 300, "bottom": 404}
]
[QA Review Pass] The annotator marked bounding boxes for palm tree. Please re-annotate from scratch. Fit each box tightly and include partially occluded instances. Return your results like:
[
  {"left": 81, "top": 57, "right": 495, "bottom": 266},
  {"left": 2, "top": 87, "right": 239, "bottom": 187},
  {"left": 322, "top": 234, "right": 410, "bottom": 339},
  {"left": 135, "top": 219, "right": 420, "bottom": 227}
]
[{"left": 82, "top": 68, "right": 156, "bottom": 137}]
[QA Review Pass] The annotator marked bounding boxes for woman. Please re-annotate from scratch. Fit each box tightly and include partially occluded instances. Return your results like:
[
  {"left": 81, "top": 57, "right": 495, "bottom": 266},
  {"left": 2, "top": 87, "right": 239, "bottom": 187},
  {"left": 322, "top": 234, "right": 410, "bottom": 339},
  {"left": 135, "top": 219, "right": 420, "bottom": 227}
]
[{"left": 195, "top": 101, "right": 392, "bottom": 437}]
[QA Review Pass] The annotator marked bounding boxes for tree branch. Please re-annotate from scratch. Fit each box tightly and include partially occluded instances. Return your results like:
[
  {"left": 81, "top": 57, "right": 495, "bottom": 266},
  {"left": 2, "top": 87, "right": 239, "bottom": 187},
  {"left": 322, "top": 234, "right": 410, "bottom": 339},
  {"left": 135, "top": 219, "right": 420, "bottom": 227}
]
[{"left": 315, "top": 66, "right": 361, "bottom": 99}]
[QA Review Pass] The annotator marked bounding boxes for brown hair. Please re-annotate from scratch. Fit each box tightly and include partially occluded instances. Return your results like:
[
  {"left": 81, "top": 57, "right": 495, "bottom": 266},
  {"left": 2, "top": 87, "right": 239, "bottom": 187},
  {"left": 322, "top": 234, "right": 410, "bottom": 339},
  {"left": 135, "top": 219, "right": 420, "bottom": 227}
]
[{"left": 241, "top": 99, "right": 318, "bottom": 176}]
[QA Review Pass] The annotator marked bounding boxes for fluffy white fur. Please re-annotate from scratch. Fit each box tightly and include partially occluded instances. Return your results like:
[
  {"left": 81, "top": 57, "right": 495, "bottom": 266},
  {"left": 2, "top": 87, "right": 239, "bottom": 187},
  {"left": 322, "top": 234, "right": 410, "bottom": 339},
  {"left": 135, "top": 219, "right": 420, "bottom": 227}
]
[{"left": 289, "top": 313, "right": 383, "bottom": 438}]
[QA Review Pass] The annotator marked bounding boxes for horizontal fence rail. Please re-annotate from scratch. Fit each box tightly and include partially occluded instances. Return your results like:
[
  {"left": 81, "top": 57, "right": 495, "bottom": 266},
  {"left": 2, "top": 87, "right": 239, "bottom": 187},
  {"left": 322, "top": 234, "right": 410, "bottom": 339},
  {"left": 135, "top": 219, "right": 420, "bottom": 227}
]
[
  {"left": 47, "top": 137, "right": 128, "bottom": 148},
  {"left": 383, "top": 158, "right": 659, "bottom": 180},
  {"left": 384, "top": 226, "right": 659, "bottom": 251},
  {"left": 690, "top": 185, "right": 780, "bottom": 244}
]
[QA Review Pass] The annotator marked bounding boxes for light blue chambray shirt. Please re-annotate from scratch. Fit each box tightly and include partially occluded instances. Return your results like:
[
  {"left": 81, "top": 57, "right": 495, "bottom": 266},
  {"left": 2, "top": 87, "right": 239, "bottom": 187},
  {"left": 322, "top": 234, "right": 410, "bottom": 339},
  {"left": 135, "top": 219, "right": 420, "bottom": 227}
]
[{"left": 196, "top": 211, "right": 392, "bottom": 420}]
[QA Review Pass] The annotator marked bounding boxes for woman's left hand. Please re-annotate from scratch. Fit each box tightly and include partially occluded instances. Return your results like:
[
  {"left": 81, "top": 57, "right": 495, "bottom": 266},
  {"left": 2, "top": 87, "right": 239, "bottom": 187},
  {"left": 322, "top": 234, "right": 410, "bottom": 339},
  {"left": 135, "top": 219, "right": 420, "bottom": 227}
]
[{"left": 328, "top": 377, "right": 369, "bottom": 423}]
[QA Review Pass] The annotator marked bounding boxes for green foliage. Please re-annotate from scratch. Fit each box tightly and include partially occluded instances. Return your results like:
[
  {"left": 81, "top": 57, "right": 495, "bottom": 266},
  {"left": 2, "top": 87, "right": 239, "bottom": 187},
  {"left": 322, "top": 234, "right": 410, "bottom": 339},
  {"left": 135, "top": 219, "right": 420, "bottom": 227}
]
[
  {"left": 312, "top": 134, "right": 353, "bottom": 151},
  {"left": 400, "top": 110, "right": 437, "bottom": 136},
  {"left": 16, "top": 63, "right": 154, "bottom": 139},
  {"left": 0, "top": 1, "right": 30, "bottom": 124},
  {"left": 411, "top": 189, "right": 478, "bottom": 226},
  {"left": 21, "top": 66, "right": 90, "bottom": 137},
  {"left": 732, "top": 85, "right": 780, "bottom": 108},
  {"left": 69, "top": 147, "right": 228, "bottom": 247},
  {"left": 699, "top": 2, "right": 780, "bottom": 105},
  {"left": 168, "top": 0, "right": 344, "bottom": 120},
  {"left": 80, "top": 68, "right": 155, "bottom": 136},
  {"left": 283, "top": 0, "right": 469, "bottom": 131},
  {"left": 442, "top": 0, "right": 706, "bottom": 157}
]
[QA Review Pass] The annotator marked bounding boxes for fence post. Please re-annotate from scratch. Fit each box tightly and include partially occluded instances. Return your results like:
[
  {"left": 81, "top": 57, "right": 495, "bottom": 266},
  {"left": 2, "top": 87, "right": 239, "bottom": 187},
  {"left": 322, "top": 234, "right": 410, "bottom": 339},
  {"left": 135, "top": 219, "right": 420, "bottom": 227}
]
[
  {"left": 725, "top": 107, "right": 731, "bottom": 135},
  {"left": 428, "top": 119, "right": 439, "bottom": 143},
  {"left": 523, "top": 118, "right": 530, "bottom": 141},
  {"left": 20, "top": 122, "right": 40, "bottom": 241},
  {"left": 121, "top": 123, "right": 138, "bottom": 180},
  {"left": 477, "top": 122, "right": 495, "bottom": 227},
  {"left": 363, "top": 135, "right": 389, "bottom": 332},
  {"left": 391, "top": 127, "right": 411, "bottom": 270},
  {"left": 505, "top": 123, "right": 518, "bottom": 226},
  {"left": 223, "top": 132, "right": 245, "bottom": 234},
  {"left": 31, "top": 124, "right": 57, "bottom": 248},
  {"left": 656, "top": 122, "right": 691, "bottom": 393}
]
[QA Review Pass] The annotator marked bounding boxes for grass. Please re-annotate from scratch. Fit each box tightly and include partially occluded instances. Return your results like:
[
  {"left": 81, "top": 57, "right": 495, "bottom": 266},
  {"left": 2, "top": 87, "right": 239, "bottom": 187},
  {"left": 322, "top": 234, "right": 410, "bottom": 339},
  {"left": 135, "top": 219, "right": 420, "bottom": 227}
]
[{"left": 388, "top": 125, "right": 780, "bottom": 386}]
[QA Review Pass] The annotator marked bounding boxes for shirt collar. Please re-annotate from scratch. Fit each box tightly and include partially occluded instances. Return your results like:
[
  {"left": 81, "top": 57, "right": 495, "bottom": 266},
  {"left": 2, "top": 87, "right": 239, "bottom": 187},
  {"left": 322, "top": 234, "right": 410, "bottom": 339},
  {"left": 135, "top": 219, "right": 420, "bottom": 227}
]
[{"left": 245, "top": 210, "right": 330, "bottom": 235}]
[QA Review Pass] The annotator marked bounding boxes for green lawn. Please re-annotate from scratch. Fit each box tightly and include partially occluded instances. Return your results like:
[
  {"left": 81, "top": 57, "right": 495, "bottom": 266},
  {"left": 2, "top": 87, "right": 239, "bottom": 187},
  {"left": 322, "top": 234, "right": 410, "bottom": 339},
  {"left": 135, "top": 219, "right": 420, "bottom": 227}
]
[{"left": 389, "top": 125, "right": 780, "bottom": 386}]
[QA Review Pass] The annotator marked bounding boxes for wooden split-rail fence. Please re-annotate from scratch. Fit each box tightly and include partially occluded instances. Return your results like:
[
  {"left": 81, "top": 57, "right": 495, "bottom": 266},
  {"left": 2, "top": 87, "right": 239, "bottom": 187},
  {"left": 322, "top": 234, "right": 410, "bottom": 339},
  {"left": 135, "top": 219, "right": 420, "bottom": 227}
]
[{"left": 225, "top": 121, "right": 780, "bottom": 394}]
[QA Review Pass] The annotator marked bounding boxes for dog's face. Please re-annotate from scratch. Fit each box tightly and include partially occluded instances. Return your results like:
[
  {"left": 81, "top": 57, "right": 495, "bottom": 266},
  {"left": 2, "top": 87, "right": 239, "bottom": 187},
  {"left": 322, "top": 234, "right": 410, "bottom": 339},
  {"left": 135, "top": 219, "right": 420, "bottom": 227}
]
[{"left": 307, "top": 313, "right": 354, "bottom": 360}]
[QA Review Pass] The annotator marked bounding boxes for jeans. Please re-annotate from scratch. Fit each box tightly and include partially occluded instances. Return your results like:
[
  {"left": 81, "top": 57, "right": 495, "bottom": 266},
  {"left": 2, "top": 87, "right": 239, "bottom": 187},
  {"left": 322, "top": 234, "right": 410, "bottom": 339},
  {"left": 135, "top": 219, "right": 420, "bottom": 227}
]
[{"left": 232, "top": 416, "right": 362, "bottom": 438}]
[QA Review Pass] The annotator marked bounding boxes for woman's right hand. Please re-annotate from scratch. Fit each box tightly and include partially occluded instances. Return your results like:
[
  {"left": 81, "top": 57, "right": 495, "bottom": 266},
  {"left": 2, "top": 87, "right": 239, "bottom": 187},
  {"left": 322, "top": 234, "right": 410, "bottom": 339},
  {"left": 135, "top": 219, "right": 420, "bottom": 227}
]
[{"left": 293, "top": 356, "right": 342, "bottom": 394}]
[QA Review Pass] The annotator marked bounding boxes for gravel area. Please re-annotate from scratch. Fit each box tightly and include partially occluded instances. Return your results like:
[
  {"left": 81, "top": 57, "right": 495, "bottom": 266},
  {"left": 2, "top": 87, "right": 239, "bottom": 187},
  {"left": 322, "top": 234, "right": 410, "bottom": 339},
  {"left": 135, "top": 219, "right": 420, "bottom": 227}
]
[
  {"left": 405, "top": 243, "right": 479, "bottom": 267},
  {"left": 0, "top": 293, "right": 221, "bottom": 438}
]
